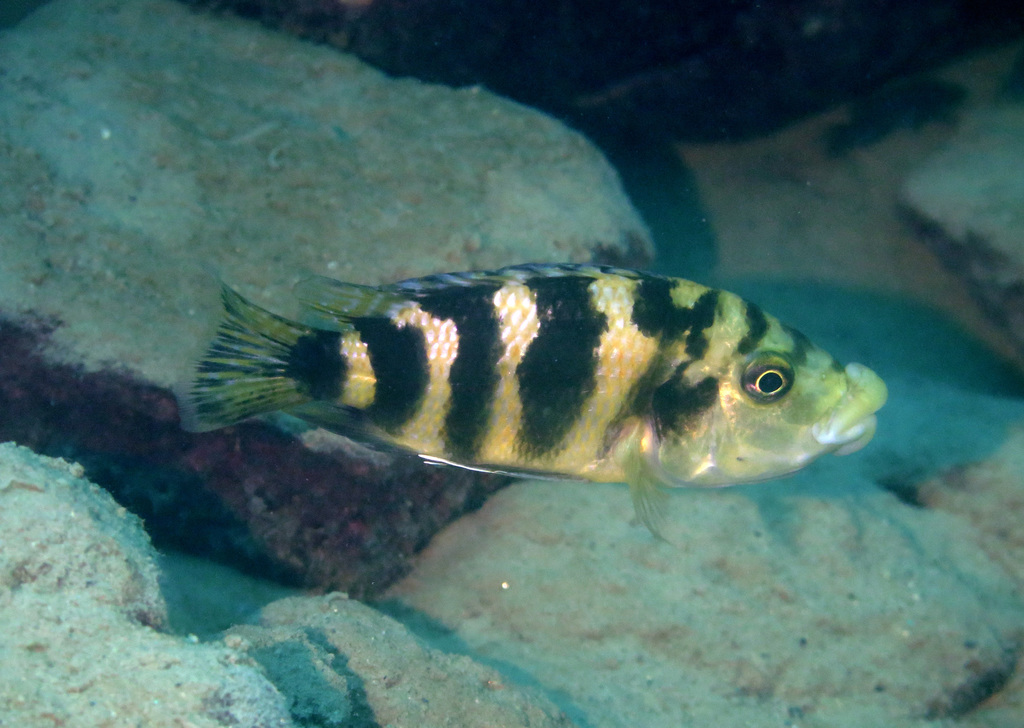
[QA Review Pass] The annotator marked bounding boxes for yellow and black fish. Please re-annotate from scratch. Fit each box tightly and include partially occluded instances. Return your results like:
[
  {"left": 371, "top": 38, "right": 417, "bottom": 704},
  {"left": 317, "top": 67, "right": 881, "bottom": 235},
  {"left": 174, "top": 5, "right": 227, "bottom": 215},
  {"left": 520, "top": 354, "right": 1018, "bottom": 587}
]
[{"left": 176, "top": 264, "right": 887, "bottom": 532}]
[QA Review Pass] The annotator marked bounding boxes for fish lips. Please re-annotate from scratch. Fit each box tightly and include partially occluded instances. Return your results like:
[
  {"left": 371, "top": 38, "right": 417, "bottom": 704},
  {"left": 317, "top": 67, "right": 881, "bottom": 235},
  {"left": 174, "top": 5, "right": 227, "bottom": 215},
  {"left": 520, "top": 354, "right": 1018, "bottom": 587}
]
[{"left": 811, "top": 362, "right": 887, "bottom": 456}]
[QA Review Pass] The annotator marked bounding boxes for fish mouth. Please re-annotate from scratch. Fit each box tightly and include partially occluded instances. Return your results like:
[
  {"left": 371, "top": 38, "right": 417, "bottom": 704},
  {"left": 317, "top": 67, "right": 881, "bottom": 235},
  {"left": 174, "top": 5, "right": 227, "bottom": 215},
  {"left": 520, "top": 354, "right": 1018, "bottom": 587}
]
[{"left": 811, "top": 363, "right": 888, "bottom": 456}]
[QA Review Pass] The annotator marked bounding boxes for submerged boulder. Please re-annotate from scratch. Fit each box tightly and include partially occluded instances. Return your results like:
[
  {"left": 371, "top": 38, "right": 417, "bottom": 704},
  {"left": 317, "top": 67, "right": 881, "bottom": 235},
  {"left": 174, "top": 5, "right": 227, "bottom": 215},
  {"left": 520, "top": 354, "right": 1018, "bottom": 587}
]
[
  {"left": 0, "top": 442, "right": 293, "bottom": 727},
  {"left": 385, "top": 465, "right": 1024, "bottom": 726},
  {"left": 0, "top": 0, "right": 651, "bottom": 595},
  {"left": 0, "top": 440, "right": 576, "bottom": 726},
  {"left": 902, "top": 106, "right": 1024, "bottom": 362}
]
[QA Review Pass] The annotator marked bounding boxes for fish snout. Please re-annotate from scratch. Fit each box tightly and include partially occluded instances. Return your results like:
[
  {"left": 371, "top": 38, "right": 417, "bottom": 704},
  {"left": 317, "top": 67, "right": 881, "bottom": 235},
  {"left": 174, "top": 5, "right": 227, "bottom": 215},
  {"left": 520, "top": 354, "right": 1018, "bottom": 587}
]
[{"left": 811, "top": 363, "right": 888, "bottom": 455}]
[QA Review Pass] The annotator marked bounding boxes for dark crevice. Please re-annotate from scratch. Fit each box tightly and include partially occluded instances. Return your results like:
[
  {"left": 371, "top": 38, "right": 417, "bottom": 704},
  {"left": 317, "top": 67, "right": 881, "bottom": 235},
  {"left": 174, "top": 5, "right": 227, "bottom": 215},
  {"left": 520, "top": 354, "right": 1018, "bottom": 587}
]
[{"left": 924, "top": 641, "right": 1022, "bottom": 719}]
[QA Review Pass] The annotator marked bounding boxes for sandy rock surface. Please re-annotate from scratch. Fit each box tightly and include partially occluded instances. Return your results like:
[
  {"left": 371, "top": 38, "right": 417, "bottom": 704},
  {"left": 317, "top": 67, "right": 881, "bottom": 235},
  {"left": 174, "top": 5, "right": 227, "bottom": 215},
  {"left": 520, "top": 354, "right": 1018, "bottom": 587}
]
[
  {"left": 0, "top": 0, "right": 650, "bottom": 386},
  {"left": 229, "top": 594, "right": 576, "bottom": 728},
  {"left": 385, "top": 468, "right": 1024, "bottom": 727},
  {"left": 0, "top": 441, "right": 292, "bottom": 728},
  {"left": 902, "top": 106, "right": 1024, "bottom": 361},
  {"left": 0, "top": 438, "right": 577, "bottom": 727},
  {"left": 910, "top": 427, "right": 1024, "bottom": 724}
]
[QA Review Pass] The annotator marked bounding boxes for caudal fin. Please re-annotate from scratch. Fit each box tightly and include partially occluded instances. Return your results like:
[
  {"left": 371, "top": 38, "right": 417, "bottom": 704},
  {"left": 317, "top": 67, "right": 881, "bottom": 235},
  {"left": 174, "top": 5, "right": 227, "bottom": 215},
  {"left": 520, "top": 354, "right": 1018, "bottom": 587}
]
[{"left": 176, "top": 285, "right": 317, "bottom": 432}]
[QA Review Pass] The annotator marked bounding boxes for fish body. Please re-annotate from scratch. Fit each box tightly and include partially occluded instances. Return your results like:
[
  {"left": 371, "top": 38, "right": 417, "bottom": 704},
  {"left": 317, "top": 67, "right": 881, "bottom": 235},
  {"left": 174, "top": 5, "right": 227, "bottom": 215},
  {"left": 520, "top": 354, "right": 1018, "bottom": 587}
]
[{"left": 177, "top": 264, "right": 887, "bottom": 532}]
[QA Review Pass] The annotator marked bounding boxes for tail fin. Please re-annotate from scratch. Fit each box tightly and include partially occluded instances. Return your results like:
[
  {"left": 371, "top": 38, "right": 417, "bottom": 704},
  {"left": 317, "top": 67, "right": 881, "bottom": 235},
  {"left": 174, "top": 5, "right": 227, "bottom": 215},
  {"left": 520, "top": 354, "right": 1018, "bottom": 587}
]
[{"left": 176, "top": 285, "right": 317, "bottom": 432}]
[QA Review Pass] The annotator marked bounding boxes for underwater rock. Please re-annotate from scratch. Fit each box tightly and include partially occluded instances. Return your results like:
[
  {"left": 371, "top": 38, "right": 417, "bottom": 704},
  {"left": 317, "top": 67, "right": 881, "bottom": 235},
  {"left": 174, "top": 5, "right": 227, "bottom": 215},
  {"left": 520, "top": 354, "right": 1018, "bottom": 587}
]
[
  {"left": 384, "top": 474, "right": 1024, "bottom": 727},
  {"left": 897, "top": 435, "right": 1024, "bottom": 721},
  {"left": 915, "top": 427, "right": 1024, "bottom": 590},
  {"left": 902, "top": 107, "right": 1024, "bottom": 361},
  {"left": 823, "top": 78, "right": 966, "bottom": 156},
  {"left": 0, "top": 442, "right": 292, "bottom": 727},
  {"left": 0, "top": 0, "right": 649, "bottom": 594},
  {"left": 674, "top": 42, "right": 1024, "bottom": 367},
  {"left": 227, "top": 594, "right": 576, "bottom": 728},
  {"left": 0, "top": 317, "right": 507, "bottom": 597},
  {"left": 178, "top": 0, "right": 1023, "bottom": 142},
  {"left": 912, "top": 427, "right": 1024, "bottom": 722}
]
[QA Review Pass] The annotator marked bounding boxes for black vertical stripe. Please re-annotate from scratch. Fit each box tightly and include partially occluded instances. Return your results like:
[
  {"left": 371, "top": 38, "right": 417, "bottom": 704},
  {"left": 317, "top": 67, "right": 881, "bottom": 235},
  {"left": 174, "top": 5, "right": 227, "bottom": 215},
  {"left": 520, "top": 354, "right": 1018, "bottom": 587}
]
[
  {"left": 632, "top": 277, "right": 720, "bottom": 361},
  {"left": 516, "top": 276, "right": 606, "bottom": 457},
  {"left": 418, "top": 284, "right": 503, "bottom": 461},
  {"left": 684, "top": 291, "right": 720, "bottom": 360},
  {"left": 632, "top": 275, "right": 692, "bottom": 338},
  {"left": 623, "top": 354, "right": 670, "bottom": 418},
  {"left": 285, "top": 330, "right": 345, "bottom": 400},
  {"left": 737, "top": 302, "right": 768, "bottom": 356},
  {"left": 783, "top": 324, "right": 812, "bottom": 366},
  {"left": 353, "top": 317, "right": 428, "bottom": 431},
  {"left": 651, "top": 366, "right": 719, "bottom": 437}
]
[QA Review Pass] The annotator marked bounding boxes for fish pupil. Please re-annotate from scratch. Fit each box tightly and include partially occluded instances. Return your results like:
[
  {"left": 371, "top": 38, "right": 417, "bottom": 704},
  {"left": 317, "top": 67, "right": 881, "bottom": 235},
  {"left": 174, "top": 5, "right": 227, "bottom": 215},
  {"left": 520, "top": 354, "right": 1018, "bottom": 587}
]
[
  {"left": 742, "top": 353, "right": 794, "bottom": 403},
  {"left": 756, "top": 370, "right": 785, "bottom": 394}
]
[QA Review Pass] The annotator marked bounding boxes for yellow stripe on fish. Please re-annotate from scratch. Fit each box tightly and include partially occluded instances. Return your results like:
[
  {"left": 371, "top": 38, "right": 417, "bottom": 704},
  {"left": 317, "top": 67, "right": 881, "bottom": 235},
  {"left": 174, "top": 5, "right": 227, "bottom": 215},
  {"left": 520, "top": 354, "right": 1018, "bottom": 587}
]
[
  {"left": 391, "top": 303, "right": 459, "bottom": 455},
  {"left": 339, "top": 331, "right": 375, "bottom": 409},
  {"left": 478, "top": 281, "right": 539, "bottom": 464},
  {"left": 177, "top": 263, "right": 887, "bottom": 534}
]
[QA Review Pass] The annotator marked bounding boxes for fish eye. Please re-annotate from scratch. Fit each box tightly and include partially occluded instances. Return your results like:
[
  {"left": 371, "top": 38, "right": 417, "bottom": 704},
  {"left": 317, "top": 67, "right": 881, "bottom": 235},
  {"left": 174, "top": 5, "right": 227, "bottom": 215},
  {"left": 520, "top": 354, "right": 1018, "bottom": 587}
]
[{"left": 742, "top": 354, "right": 793, "bottom": 403}]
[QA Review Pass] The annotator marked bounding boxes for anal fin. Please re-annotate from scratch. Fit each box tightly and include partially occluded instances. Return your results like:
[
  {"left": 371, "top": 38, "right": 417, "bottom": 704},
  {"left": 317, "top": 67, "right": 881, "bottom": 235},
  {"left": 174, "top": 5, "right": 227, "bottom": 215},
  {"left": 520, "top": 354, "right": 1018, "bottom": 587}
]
[
  {"left": 418, "top": 454, "right": 587, "bottom": 482},
  {"left": 286, "top": 400, "right": 398, "bottom": 451}
]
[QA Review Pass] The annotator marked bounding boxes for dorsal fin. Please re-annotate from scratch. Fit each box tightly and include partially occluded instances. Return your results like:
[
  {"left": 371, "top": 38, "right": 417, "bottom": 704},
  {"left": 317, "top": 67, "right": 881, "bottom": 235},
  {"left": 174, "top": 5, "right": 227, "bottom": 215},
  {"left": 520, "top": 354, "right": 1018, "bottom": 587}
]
[
  {"left": 294, "top": 265, "right": 652, "bottom": 331},
  {"left": 293, "top": 275, "right": 406, "bottom": 330}
]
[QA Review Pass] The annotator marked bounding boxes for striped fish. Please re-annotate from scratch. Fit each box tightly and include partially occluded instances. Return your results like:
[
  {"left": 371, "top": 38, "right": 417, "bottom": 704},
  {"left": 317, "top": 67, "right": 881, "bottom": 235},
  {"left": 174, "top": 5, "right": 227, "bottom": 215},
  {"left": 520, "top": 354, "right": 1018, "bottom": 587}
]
[{"left": 176, "top": 264, "right": 887, "bottom": 533}]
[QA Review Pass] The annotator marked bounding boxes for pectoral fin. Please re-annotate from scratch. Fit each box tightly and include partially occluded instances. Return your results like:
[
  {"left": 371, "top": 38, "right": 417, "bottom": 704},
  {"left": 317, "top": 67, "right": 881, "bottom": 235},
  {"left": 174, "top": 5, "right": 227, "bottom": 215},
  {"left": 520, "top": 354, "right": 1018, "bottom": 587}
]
[{"left": 616, "top": 421, "right": 670, "bottom": 540}]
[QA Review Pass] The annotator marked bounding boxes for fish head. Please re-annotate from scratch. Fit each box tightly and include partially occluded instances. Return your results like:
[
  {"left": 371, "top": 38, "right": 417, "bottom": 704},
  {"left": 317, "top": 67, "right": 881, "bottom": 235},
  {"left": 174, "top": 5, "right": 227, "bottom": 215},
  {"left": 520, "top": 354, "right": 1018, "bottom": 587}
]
[{"left": 650, "top": 305, "right": 887, "bottom": 487}]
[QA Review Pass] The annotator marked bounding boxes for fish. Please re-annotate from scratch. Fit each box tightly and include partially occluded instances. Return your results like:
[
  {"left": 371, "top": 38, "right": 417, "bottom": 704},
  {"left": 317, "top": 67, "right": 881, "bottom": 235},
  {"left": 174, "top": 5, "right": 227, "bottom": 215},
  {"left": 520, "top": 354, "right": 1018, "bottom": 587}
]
[{"left": 176, "top": 263, "right": 887, "bottom": 534}]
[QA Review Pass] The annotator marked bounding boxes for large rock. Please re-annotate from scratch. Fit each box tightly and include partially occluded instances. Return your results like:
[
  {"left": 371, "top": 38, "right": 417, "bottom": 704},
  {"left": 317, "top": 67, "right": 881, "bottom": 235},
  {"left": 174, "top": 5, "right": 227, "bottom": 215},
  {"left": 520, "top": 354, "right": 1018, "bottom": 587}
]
[
  {"left": 902, "top": 106, "right": 1024, "bottom": 361},
  {"left": 385, "top": 472, "right": 1024, "bottom": 727},
  {"left": 908, "top": 428, "right": 1024, "bottom": 723},
  {"left": 0, "top": 0, "right": 649, "bottom": 387},
  {"left": 0, "top": 440, "right": 579, "bottom": 726},
  {"left": 0, "top": 0, "right": 650, "bottom": 595},
  {"left": 0, "top": 442, "right": 292, "bottom": 727}
]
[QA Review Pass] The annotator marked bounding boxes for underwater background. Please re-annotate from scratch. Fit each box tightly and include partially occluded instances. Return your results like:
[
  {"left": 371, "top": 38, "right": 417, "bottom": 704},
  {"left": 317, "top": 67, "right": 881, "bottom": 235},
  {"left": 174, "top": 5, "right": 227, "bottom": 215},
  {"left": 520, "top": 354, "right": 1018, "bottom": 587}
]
[{"left": 2, "top": 0, "right": 1024, "bottom": 726}]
